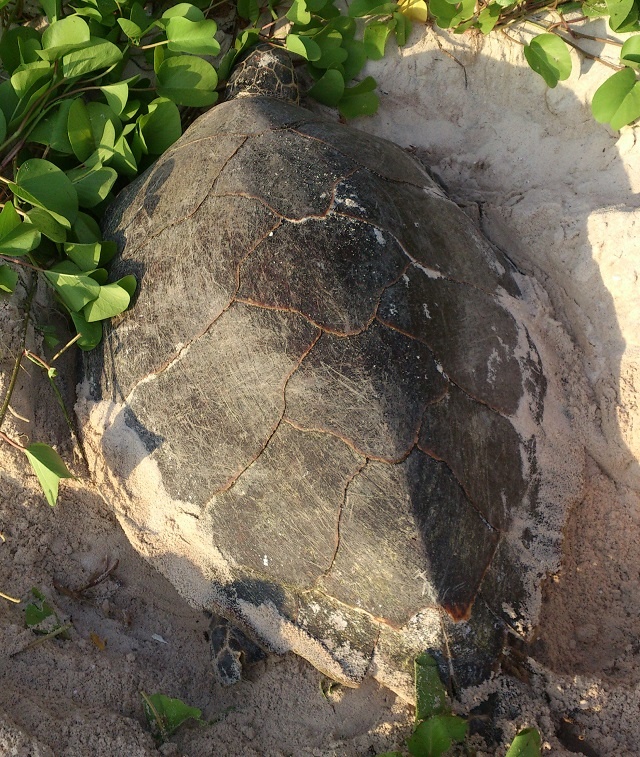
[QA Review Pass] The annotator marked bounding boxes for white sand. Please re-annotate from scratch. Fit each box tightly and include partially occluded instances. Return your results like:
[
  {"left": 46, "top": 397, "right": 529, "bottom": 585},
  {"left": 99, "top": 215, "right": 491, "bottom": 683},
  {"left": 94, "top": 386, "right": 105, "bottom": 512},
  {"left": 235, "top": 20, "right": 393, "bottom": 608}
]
[{"left": 1, "top": 24, "right": 639, "bottom": 755}]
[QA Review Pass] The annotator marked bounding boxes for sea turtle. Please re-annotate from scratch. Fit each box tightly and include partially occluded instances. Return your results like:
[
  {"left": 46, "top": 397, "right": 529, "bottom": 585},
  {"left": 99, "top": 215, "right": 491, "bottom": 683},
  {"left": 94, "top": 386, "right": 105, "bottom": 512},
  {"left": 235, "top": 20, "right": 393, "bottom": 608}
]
[{"left": 77, "top": 45, "right": 574, "bottom": 701}]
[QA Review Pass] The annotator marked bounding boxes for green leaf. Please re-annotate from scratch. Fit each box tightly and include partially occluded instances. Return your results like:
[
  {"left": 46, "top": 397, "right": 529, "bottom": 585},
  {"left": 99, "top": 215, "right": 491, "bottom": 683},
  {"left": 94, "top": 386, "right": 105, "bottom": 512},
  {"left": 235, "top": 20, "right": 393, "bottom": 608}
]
[
  {"left": 44, "top": 270, "right": 100, "bottom": 311},
  {"left": 24, "top": 587, "right": 56, "bottom": 626},
  {"left": 505, "top": 727, "right": 542, "bottom": 757},
  {"left": 65, "top": 240, "right": 116, "bottom": 270},
  {"left": 237, "top": 0, "right": 260, "bottom": 21},
  {"left": 523, "top": 33, "right": 572, "bottom": 88},
  {"left": 118, "top": 17, "right": 143, "bottom": 41},
  {"left": 287, "top": 0, "right": 312, "bottom": 24},
  {"left": 67, "top": 100, "right": 120, "bottom": 165},
  {"left": 39, "top": 16, "right": 91, "bottom": 61},
  {"left": 71, "top": 212, "right": 102, "bottom": 243},
  {"left": 393, "top": 11, "right": 411, "bottom": 45},
  {"left": 161, "top": 2, "right": 205, "bottom": 20},
  {"left": 0, "top": 203, "right": 41, "bottom": 256},
  {"left": 524, "top": 33, "right": 571, "bottom": 88},
  {"left": 218, "top": 48, "right": 239, "bottom": 82},
  {"left": 165, "top": 17, "right": 220, "bottom": 55},
  {"left": 342, "top": 39, "right": 367, "bottom": 80},
  {"left": 286, "top": 34, "right": 322, "bottom": 61},
  {"left": 309, "top": 68, "right": 345, "bottom": 105},
  {"left": 10, "top": 61, "right": 53, "bottom": 99},
  {"left": 592, "top": 66, "right": 640, "bottom": 128},
  {"left": 310, "top": 27, "right": 347, "bottom": 66},
  {"left": 621, "top": 35, "right": 640, "bottom": 68},
  {"left": 0, "top": 265, "right": 18, "bottom": 293},
  {"left": 142, "top": 692, "right": 203, "bottom": 741},
  {"left": 39, "top": 0, "right": 61, "bottom": 22},
  {"left": 0, "top": 201, "right": 20, "bottom": 238},
  {"left": 429, "top": 0, "right": 475, "bottom": 28},
  {"left": 338, "top": 76, "right": 379, "bottom": 118},
  {"left": 11, "top": 160, "right": 78, "bottom": 228},
  {"left": 66, "top": 164, "right": 118, "bottom": 208},
  {"left": 476, "top": 3, "right": 502, "bottom": 32},
  {"left": 327, "top": 15, "right": 357, "bottom": 38},
  {"left": 406, "top": 715, "right": 467, "bottom": 757},
  {"left": 24, "top": 442, "right": 73, "bottom": 507},
  {"left": 0, "top": 223, "right": 41, "bottom": 257},
  {"left": 88, "top": 268, "right": 109, "bottom": 285},
  {"left": 0, "top": 80, "right": 19, "bottom": 125},
  {"left": 415, "top": 654, "right": 449, "bottom": 722},
  {"left": 83, "top": 278, "right": 134, "bottom": 321},
  {"left": 156, "top": 56, "right": 218, "bottom": 106},
  {"left": 62, "top": 38, "right": 123, "bottom": 78},
  {"left": 583, "top": 0, "right": 608, "bottom": 16},
  {"left": 100, "top": 81, "right": 129, "bottom": 115},
  {"left": 26, "top": 207, "right": 67, "bottom": 243},
  {"left": 108, "top": 133, "right": 138, "bottom": 177},
  {"left": 117, "top": 274, "right": 137, "bottom": 297},
  {"left": 0, "top": 27, "right": 42, "bottom": 74},
  {"left": 138, "top": 98, "right": 182, "bottom": 154},
  {"left": 70, "top": 311, "right": 103, "bottom": 350},
  {"left": 67, "top": 97, "right": 94, "bottom": 162},
  {"left": 27, "top": 98, "right": 74, "bottom": 153},
  {"left": 607, "top": 0, "right": 638, "bottom": 30},
  {"left": 364, "top": 20, "right": 394, "bottom": 60},
  {"left": 349, "top": 0, "right": 398, "bottom": 15}
]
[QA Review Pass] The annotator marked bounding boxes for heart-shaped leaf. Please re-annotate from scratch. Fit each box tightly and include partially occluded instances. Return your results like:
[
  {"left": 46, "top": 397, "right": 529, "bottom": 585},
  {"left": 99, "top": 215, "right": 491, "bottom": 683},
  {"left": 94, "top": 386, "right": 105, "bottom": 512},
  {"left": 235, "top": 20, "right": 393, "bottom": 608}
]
[
  {"left": 62, "top": 38, "right": 122, "bottom": 78},
  {"left": 39, "top": 16, "right": 90, "bottom": 60},
  {"left": 505, "top": 727, "right": 542, "bottom": 757},
  {"left": 406, "top": 715, "right": 467, "bottom": 757},
  {"left": 621, "top": 35, "right": 640, "bottom": 68},
  {"left": 523, "top": 33, "right": 572, "bottom": 88},
  {"left": 24, "top": 442, "right": 74, "bottom": 507},
  {"left": 166, "top": 17, "right": 220, "bottom": 55},
  {"left": 338, "top": 76, "right": 379, "bottom": 118},
  {"left": 66, "top": 164, "right": 118, "bottom": 208},
  {"left": 44, "top": 270, "right": 100, "bottom": 311},
  {"left": 138, "top": 98, "right": 182, "bottom": 154},
  {"left": 592, "top": 67, "right": 640, "bottom": 129},
  {"left": 364, "top": 20, "right": 394, "bottom": 60},
  {"left": 156, "top": 56, "right": 218, "bottom": 106},
  {"left": 11, "top": 159, "right": 78, "bottom": 228},
  {"left": 0, "top": 265, "right": 18, "bottom": 292},
  {"left": 83, "top": 277, "right": 135, "bottom": 321},
  {"left": 71, "top": 311, "right": 103, "bottom": 350},
  {"left": 286, "top": 34, "right": 322, "bottom": 61},
  {"left": 309, "top": 68, "right": 345, "bottom": 104}
]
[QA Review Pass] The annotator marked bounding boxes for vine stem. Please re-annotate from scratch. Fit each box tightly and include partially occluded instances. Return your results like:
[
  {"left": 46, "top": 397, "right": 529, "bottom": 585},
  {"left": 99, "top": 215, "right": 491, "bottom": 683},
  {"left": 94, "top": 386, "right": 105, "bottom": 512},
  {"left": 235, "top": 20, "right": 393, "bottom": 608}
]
[
  {"left": 0, "top": 429, "right": 26, "bottom": 450},
  {"left": 0, "top": 256, "right": 44, "bottom": 272},
  {"left": 0, "top": 275, "right": 36, "bottom": 430},
  {"left": 503, "top": 20, "right": 625, "bottom": 71}
]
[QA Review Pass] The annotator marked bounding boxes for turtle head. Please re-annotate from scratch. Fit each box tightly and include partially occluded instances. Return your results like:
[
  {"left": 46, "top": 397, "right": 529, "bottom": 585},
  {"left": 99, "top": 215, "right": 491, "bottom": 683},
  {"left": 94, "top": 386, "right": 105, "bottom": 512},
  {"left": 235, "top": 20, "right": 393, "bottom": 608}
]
[{"left": 224, "top": 44, "right": 301, "bottom": 105}]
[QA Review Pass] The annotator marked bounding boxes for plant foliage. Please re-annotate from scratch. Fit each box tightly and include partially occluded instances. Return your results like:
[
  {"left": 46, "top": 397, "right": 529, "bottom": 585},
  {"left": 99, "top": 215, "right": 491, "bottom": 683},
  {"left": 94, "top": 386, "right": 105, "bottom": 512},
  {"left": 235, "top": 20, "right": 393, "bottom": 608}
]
[
  {"left": 141, "top": 691, "right": 204, "bottom": 743},
  {"left": 0, "top": 0, "right": 637, "bottom": 505},
  {"left": 379, "top": 653, "right": 542, "bottom": 756}
]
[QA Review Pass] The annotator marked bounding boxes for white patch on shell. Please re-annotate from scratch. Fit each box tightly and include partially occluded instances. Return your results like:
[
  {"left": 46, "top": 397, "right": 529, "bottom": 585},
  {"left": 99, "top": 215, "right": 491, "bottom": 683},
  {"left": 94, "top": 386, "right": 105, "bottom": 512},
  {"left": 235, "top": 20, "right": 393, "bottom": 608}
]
[
  {"left": 413, "top": 261, "right": 443, "bottom": 279},
  {"left": 422, "top": 303, "right": 431, "bottom": 319},
  {"left": 329, "top": 612, "right": 348, "bottom": 632},
  {"left": 257, "top": 50, "right": 281, "bottom": 68},
  {"left": 373, "top": 228, "right": 386, "bottom": 245},
  {"left": 335, "top": 195, "right": 366, "bottom": 213},
  {"left": 486, "top": 349, "right": 501, "bottom": 384}
]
